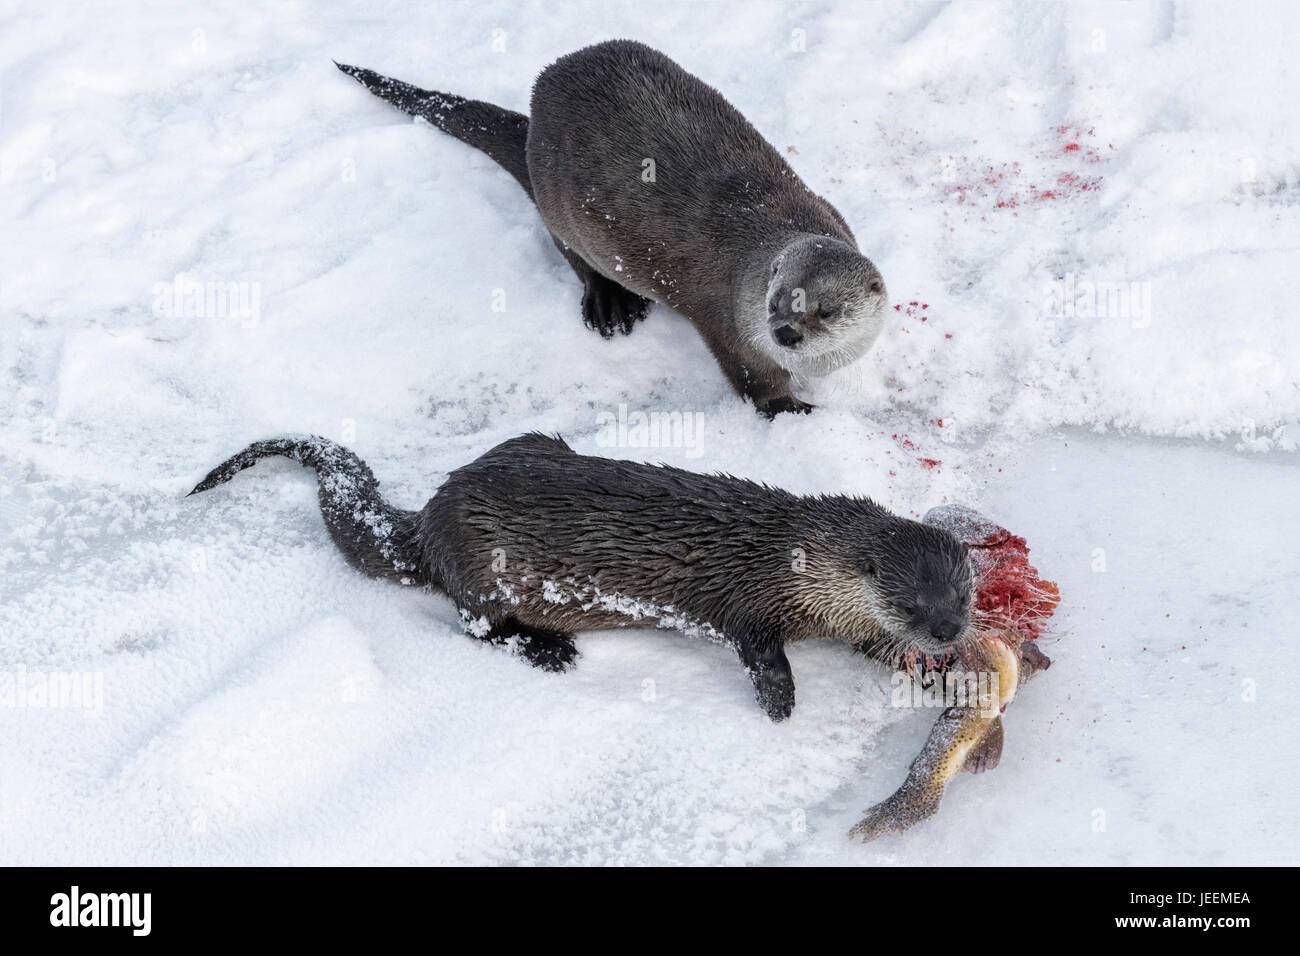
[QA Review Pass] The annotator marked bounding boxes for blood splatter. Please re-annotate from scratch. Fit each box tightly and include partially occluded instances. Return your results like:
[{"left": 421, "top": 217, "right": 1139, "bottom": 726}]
[
  {"left": 925, "top": 123, "right": 1107, "bottom": 210},
  {"left": 969, "top": 528, "right": 1061, "bottom": 642}
]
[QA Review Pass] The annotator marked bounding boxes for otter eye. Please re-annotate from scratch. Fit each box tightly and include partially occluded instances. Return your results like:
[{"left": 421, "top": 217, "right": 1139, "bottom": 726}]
[
  {"left": 903, "top": 606, "right": 917, "bottom": 618},
  {"left": 817, "top": 305, "right": 838, "bottom": 320},
  {"left": 864, "top": 563, "right": 876, "bottom": 577}
]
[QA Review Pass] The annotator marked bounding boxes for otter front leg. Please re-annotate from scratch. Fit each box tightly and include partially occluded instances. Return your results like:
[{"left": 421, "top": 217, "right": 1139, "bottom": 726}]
[
  {"left": 734, "top": 628, "right": 795, "bottom": 721},
  {"left": 727, "top": 360, "right": 814, "bottom": 418},
  {"left": 757, "top": 395, "right": 814, "bottom": 419}
]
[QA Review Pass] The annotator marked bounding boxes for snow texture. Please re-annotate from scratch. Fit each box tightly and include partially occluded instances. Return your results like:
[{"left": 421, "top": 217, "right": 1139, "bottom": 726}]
[{"left": 1, "top": 1, "right": 1297, "bottom": 864}]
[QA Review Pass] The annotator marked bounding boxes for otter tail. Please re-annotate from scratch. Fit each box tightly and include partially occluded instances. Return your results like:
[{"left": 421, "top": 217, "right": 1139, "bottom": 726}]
[
  {"left": 189, "top": 436, "right": 427, "bottom": 586},
  {"left": 335, "top": 61, "right": 532, "bottom": 199}
]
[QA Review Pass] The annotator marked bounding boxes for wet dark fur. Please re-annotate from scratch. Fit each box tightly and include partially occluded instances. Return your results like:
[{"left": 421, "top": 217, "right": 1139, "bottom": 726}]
[
  {"left": 336, "top": 40, "right": 886, "bottom": 416},
  {"left": 191, "top": 434, "right": 973, "bottom": 720}
]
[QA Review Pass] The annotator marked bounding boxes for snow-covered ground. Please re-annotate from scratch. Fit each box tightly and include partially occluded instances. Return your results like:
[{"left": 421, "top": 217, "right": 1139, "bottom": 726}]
[{"left": 2, "top": 1, "right": 1297, "bottom": 864}]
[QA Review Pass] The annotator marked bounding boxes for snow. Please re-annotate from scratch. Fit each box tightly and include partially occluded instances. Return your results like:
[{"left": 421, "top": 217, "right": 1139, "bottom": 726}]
[{"left": 2, "top": 1, "right": 1297, "bottom": 864}]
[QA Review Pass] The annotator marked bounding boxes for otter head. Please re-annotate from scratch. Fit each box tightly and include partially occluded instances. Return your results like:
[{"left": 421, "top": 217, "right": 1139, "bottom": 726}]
[
  {"left": 763, "top": 236, "right": 888, "bottom": 376},
  {"left": 862, "top": 521, "right": 975, "bottom": 658}
]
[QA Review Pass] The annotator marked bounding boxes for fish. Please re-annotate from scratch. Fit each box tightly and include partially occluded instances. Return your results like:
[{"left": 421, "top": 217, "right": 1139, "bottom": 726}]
[{"left": 850, "top": 505, "right": 1058, "bottom": 841}]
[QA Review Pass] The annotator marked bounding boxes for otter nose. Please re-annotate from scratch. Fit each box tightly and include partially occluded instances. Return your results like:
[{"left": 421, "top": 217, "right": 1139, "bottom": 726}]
[
  {"left": 930, "top": 619, "right": 961, "bottom": 642},
  {"left": 774, "top": 324, "right": 803, "bottom": 347}
]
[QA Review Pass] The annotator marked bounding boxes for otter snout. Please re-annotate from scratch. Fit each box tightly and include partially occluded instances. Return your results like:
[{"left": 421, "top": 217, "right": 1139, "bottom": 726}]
[
  {"left": 766, "top": 285, "right": 808, "bottom": 350},
  {"left": 929, "top": 618, "right": 964, "bottom": 642},
  {"left": 773, "top": 324, "right": 804, "bottom": 347}
]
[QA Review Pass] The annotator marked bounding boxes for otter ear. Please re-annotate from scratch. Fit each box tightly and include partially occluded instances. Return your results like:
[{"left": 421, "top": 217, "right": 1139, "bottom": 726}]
[{"left": 867, "top": 278, "right": 883, "bottom": 295}]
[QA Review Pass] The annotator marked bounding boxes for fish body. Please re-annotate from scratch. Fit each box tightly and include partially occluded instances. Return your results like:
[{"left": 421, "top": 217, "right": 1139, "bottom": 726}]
[
  {"left": 850, "top": 504, "right": 1058, "bottom": 841},
  {"left": 850, "top": 631, "right": 1025, "bottom": 840}
]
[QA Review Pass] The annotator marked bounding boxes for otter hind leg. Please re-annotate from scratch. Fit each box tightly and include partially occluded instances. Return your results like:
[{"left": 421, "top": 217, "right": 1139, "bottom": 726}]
[
  {"left": 483, "top": 617, "right": 579, "bottom": 672},
  {"left": 551, "top": 238, "right": 649, "bottom": 338},
  {"left": 583, "top": 277, "right": 650, "bottom": 338}
]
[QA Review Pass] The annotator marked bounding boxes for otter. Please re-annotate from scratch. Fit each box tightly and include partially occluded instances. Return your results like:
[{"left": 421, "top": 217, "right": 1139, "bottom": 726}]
[
  {"left": 336, "top": 40, "right": 889, "bottom": 417},
  {"left": 189, "top": 434, "right": 974, "bottom": 721}
]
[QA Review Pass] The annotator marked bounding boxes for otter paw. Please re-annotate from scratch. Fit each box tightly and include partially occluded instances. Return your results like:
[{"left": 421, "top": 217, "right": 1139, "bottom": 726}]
[
  {"left": 848, "top": 790, "right": 940, "bottom": 842},
  {"left": 611, "top": 290, "right": 650, "bottom": 335},
  {"left": 758, "top": 396, "right": 814, "bottom": 419},
  {"left": 581, "top": 278, "right": 649, "bottom": 338},
  {"left": 517, "top": 630, "right": 579, "bottom": 672},
  {"left": 753, "top": 666, "right": 795, "bottom": 722}
]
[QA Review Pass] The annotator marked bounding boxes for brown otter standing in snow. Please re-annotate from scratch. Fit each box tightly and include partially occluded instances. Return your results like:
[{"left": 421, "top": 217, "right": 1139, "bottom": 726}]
[
  {"left": 189, "top": 434, "right": 974, "bottom": 721},
  {"left": 336, "top": 40, "right": 889, "bottom": 416}
]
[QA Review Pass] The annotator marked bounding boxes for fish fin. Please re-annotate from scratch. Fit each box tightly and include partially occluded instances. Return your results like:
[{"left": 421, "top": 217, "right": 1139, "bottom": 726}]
[{"left": 962, "top": 715, "right": 1004, "bottom": 774}]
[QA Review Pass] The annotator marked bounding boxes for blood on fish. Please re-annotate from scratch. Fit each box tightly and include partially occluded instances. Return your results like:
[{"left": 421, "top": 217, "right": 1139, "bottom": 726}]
[{"left": 969, "top": 528, "right": 1061, "bottom": 641}]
